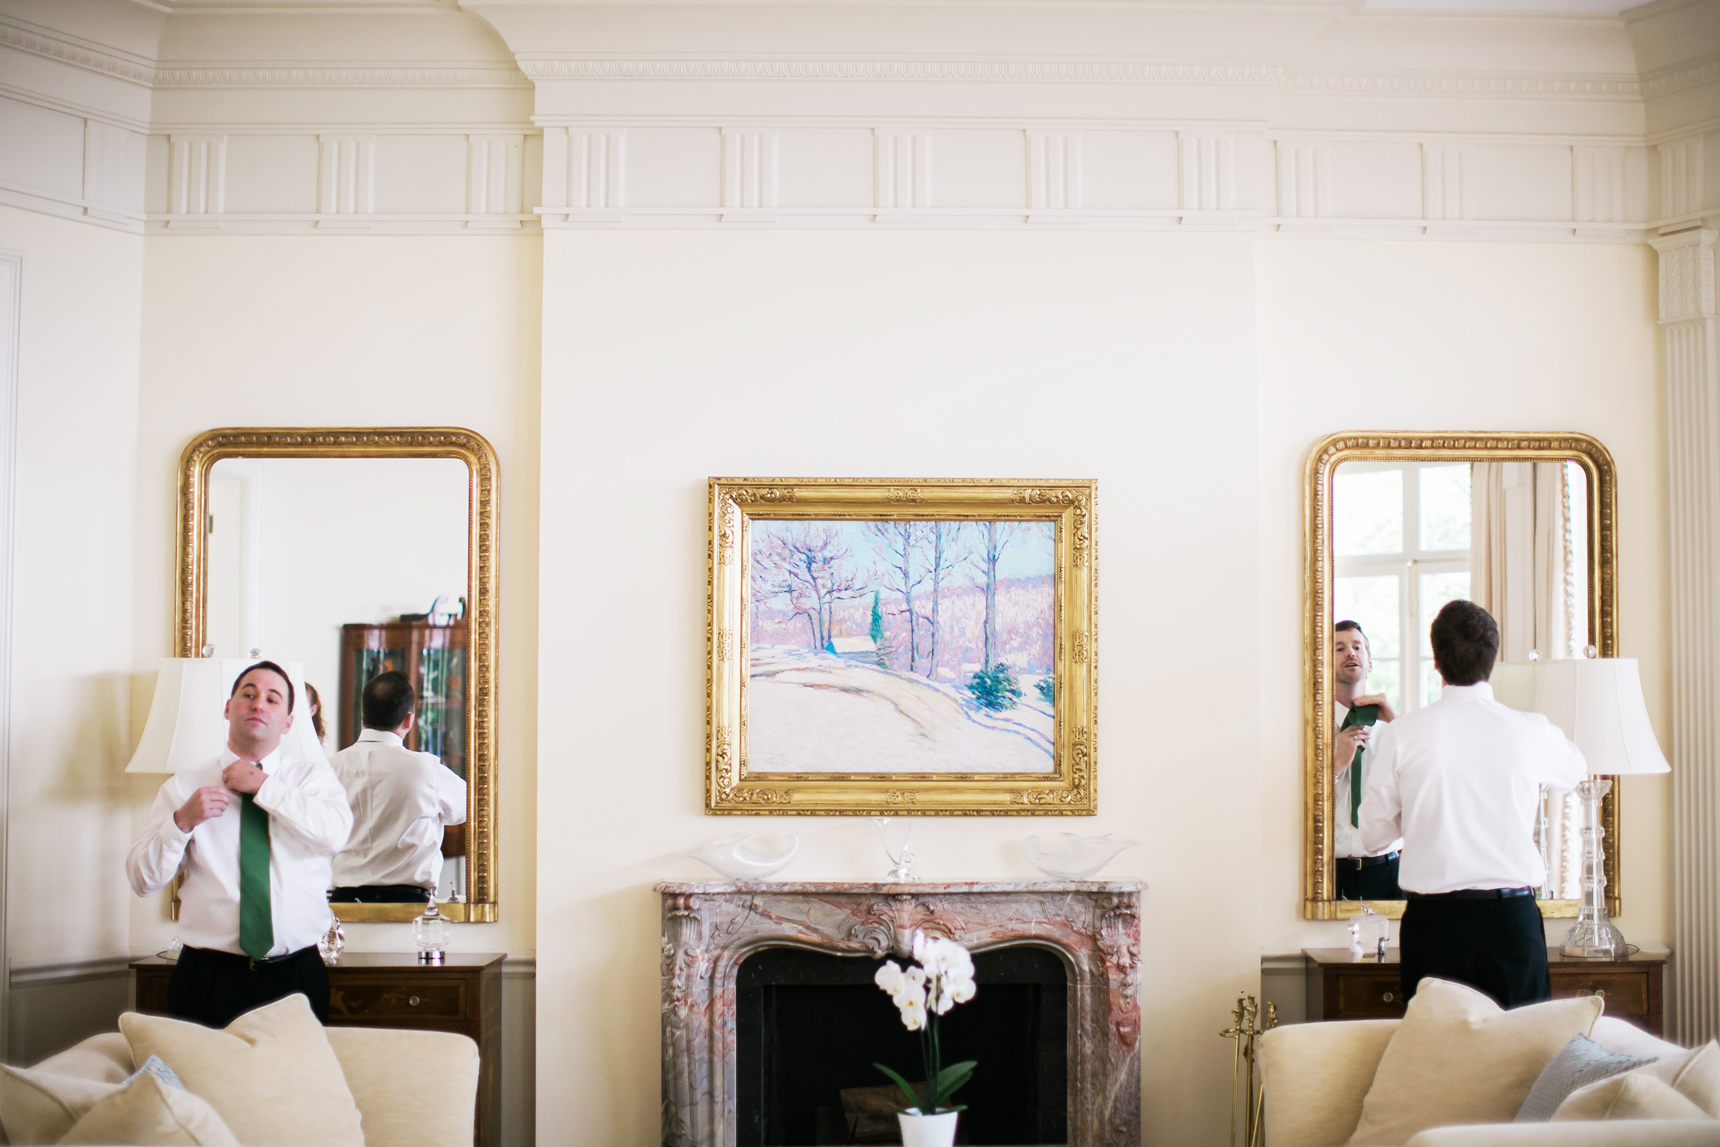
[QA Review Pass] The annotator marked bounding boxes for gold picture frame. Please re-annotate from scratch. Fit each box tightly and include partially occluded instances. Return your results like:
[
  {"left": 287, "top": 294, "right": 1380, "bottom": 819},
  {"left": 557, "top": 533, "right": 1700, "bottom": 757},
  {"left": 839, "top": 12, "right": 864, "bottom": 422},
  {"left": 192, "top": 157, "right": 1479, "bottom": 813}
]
[
  {"left": 707, "top": 477, "right": 1098, "bottom": 815},
  {"left": 178, "top": 427, "right": 499, "bottom": 924},
  {"left": 1304, "top": 432, "right": 1617, "bottom": 921}
]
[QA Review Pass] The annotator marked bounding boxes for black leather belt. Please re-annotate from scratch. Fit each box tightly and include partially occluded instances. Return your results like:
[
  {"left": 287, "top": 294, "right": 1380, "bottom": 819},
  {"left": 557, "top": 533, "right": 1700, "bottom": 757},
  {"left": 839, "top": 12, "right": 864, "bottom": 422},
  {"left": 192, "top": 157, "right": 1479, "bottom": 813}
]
[
  {"left": 183, "top": 944, "right": 318, "bottom": 971},
  {"left": 1406, "top": 887, "right": 1536, "bottom": 900},
  {"left": 1338, "top": 851, "right": 1399, "bottom": 870}
]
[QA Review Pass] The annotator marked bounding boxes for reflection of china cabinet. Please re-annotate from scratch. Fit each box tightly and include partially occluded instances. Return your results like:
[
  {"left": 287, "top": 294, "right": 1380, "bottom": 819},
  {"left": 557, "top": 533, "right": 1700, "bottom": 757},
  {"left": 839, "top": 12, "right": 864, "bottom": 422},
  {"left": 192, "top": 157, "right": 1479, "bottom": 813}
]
[{"left": 339, "top": 620, "right": 467, "bottom": 779}]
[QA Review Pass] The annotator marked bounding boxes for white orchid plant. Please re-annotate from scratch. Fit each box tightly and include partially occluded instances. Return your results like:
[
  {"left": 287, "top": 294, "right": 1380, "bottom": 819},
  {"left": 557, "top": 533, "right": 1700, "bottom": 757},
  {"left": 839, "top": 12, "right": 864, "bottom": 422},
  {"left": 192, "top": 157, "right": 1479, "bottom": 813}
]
[{"left": 872, "top": 932, "right": 979, "bottom": 1117}]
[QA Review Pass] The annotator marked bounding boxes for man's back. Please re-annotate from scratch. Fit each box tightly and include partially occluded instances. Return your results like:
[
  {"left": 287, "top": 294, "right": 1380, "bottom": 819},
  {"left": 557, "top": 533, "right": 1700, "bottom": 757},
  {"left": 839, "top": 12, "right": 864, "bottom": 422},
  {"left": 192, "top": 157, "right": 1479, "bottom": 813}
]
[
  {"left": 329, "top": 730, "right": 467, "bottom": 892},
  {"left": 1361, "top": 682, "right": 1584, "bottom": 895}
]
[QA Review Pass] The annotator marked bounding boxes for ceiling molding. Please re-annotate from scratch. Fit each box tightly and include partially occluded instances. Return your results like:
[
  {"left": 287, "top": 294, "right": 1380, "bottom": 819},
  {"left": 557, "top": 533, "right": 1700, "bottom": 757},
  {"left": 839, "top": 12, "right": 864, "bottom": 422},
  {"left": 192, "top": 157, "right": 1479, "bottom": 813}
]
[
  {"left": 1278, "top": 68, "right": 1641, "bottom": 100},
  {"left": 0, "top": 19, "right": 157, "bottom": 87},
  {"left": 152, "top": 63, "right": 530, "bottom": 87},
  {"left": 1640, "top": 54, "right": 1720, "bottom": 99},
  {"left": 515, "top": 58, "right": 1283, "bottom": 85}
]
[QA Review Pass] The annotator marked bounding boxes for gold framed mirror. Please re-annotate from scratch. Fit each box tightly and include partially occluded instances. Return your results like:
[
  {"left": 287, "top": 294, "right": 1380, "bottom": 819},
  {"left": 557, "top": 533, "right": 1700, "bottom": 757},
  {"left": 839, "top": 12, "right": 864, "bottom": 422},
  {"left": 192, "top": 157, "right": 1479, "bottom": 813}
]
[
  {"left": 1304, "top": 432, "right": 1617, "bottom": 921},
  {"left": 178, "top": 428, "right": 499, "bottom": 923}
]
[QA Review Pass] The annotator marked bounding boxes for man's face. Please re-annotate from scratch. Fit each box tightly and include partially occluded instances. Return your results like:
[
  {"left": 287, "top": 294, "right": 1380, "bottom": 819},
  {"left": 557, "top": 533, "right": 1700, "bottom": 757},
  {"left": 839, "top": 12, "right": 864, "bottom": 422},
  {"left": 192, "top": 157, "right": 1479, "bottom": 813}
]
[
  {"left": 224, "top": 668, "right": 294, "bottom": 751},
  {"left": 1335, "top": 628, "right": 1371, "bottom": 688}
]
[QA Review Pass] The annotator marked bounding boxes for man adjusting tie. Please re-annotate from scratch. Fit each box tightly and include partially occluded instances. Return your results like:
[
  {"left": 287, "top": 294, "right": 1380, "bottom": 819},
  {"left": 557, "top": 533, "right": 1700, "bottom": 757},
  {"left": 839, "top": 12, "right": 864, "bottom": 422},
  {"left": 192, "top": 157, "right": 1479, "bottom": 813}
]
[{"left": 127, "top": 661, "right": 353, "bottom": 1026}]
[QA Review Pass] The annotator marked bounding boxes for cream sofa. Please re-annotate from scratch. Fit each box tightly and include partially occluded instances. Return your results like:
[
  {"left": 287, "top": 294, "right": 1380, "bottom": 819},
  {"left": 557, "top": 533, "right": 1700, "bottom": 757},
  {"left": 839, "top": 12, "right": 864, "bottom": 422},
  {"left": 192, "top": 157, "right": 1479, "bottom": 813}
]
[
  {"left": 1260, "top": 1015, "right": 1720, "bottom": 1147},
  {"left": 2, "top": 1025, "right": 478, "bottom": 1147}
]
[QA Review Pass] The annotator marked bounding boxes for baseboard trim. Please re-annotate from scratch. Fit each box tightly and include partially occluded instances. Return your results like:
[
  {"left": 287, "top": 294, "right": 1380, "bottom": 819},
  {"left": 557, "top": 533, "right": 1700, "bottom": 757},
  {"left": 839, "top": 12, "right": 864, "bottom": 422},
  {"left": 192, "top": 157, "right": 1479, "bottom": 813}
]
[{"left": 11, "top": 957, "right": 131, "bottom": 989}]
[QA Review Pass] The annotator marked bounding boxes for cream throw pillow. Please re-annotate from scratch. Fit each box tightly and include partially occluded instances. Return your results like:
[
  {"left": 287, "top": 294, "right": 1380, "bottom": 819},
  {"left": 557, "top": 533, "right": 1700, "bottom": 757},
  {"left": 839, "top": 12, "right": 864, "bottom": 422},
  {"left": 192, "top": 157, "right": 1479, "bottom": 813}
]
[
  {"left": 1345, "top": 977, "right": 1605, "bottom": 1146},
  {"left": 1552, "top": 1072, "right": 1712, "bottom": 1122},
  {"left": 55, "top": 1074, "right": 239, "bottom": 1147},
  {"left": 0, "top": 1065, "right": 120, "bottom": 1145},
  {"left": 119, "top": 995, "right": 363, "bottom": 1147}
]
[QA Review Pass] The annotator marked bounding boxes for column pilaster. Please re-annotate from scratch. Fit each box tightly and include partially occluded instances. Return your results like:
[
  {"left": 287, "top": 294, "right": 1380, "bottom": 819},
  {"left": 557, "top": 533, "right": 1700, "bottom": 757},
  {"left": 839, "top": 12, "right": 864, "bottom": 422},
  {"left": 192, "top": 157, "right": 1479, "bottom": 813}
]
[{"left": 1653, "top": 227, "right": 1720, "bottom": 1044}]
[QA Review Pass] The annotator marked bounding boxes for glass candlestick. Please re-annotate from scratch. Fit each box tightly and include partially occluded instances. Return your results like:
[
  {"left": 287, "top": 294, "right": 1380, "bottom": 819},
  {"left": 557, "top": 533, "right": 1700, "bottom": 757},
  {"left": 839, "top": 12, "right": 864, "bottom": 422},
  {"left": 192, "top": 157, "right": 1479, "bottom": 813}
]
[
  {"left": 1562, "top": 777, "right": 1626, "bottom": 958},
  {"left": 414, "top": 899, "right": 451, "bottom": 963},
  {"left": 872, "top": 817, "right": 916, "bottom": 882}
]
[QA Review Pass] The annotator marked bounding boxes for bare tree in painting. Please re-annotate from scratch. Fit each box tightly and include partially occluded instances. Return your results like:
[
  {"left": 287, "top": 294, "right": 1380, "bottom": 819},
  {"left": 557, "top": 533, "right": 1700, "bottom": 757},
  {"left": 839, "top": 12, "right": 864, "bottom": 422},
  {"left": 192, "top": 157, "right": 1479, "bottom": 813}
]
[
  {"left": 973, "top": 521, "right": 1021, "bottom": 668},
  {"left": 756, "top": 525, "right": 867, "bottom": 651},
  {"left": 924, "top": 522, "right": 969, "bottom": 679},
  {"left": 869, "top": 522, "right": 929, "bottom": 672}
]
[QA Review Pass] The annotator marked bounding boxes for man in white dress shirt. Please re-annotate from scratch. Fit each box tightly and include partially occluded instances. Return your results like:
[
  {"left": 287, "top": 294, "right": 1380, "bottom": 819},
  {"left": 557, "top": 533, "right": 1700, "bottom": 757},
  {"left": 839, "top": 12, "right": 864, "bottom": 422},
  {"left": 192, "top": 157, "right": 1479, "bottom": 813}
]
[
  {"left": 1332, "top": 621, "right": 1403, "bottom": 900},
  {"left": 328, "top": 671, "right": 467, "bottom": 904},
  {"left": 1361, "top": 600, "right": 1585, "bottom": 1007},
  {"left": 127, "top": 661, "right": 353, "bottom": 1026}
]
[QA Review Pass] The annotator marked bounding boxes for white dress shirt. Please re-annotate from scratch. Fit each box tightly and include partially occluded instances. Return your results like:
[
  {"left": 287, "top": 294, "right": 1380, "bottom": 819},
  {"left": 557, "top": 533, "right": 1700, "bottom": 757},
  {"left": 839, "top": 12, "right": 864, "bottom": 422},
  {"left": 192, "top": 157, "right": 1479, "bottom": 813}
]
[
  {"left": 329, "top": 729, "right": 467, "bottom": 891},
  {"left": 127, "top": 747, "right": 354, "bottom": 957},
  {"left": 1334, "top": 701, "right": 1403, "bottom": 859},
  {"left": 1360, "top": 681, "right": 1586, "bottom": 894}
]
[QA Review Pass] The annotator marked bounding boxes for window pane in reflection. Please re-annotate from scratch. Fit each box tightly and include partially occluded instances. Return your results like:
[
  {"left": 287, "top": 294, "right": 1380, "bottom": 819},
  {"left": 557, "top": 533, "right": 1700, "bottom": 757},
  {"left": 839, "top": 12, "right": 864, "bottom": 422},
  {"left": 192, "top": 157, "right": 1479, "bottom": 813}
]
[
  {"left": 1420, "top": 464, "right": 1472, "bottom": 552},
  {"left": 1417, "top": 571, "right": 1472, "bottom": 656},
  {"left": 1334, "top": 469, "right": 1403, "bottom": 556},
  {"left": 1336, "top": 575, "right": 1401, "bottom": 659}
]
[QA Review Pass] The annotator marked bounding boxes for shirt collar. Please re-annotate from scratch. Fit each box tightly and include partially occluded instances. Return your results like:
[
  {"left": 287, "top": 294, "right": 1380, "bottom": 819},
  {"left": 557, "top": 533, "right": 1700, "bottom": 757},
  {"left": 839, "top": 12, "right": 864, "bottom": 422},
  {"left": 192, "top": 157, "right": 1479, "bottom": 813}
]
[
  {"left": 1441, "top": 681, "right": 1496, "bottom": 703},
  {"left": 356, "top": 729, "right": 404, "bottom": 748},
  {"left": 220, "top": 745, "right": 283, "bottom": 772}
]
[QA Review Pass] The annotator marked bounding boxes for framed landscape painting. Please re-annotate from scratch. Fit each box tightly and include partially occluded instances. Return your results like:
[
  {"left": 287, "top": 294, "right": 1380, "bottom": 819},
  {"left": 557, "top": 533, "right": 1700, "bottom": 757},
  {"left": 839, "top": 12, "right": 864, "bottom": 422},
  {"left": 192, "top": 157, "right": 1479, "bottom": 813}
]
[{"left": 707, "top": 477, "right": 1098, "bottom": 815}]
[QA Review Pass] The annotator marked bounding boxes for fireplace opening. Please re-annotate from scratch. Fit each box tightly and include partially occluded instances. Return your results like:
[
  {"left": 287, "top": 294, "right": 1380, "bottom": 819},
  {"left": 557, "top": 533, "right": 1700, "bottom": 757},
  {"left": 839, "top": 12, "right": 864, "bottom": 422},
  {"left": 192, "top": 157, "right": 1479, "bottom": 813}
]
[{"left": 735, "top": 945, "right": 1068, "bottom": 1146}]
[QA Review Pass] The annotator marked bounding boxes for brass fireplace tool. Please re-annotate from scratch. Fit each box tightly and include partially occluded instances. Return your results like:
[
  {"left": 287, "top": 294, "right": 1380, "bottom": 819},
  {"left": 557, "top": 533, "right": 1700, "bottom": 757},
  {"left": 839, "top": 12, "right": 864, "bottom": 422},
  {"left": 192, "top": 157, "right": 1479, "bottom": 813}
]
[{"left": 1220, "top": 992, "right": 1277, "bottom": 1147}]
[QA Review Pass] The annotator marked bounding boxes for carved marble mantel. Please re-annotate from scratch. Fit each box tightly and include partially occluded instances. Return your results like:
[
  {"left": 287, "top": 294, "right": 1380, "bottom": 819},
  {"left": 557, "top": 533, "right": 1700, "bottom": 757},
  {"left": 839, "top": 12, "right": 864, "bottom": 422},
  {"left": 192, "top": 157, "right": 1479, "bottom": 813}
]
[{"left": 656, "top": 880, "right": 1145, "bottom": 1147}]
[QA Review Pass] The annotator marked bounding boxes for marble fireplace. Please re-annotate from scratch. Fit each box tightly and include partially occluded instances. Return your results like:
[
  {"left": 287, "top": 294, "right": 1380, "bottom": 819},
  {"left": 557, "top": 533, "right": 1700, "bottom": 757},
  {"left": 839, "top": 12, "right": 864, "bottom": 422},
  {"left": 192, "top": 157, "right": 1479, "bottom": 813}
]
[{"left": 657, "top": 881, "right": 1145, "bottom": 1147}]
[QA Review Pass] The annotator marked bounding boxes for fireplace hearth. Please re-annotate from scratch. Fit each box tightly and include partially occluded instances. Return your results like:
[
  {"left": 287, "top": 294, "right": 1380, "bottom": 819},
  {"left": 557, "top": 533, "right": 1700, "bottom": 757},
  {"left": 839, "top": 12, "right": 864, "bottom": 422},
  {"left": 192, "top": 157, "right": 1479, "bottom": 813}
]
[{"left": 657, "top": 881, "right": 1144, "bottom": 1147}]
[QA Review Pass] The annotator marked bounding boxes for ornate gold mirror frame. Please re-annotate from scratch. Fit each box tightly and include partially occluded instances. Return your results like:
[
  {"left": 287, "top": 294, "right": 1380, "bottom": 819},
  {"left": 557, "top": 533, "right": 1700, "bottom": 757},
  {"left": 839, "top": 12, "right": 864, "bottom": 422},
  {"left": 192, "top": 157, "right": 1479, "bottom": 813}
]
[
  {"left": 1304, "top": 432, "right": 1617, "bottom": 921},
  {"left": 178, "top": 428, "right": 499, "bottom": 923}
]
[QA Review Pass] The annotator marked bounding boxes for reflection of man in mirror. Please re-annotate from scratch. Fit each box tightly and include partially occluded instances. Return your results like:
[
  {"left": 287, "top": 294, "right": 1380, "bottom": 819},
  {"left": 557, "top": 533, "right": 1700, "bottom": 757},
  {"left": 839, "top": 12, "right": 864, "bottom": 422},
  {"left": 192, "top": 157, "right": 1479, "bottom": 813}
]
[
  {"left": 328, "top": 671, "right": 467, "bottom": 904},
  {"left": 1334, "top": 621, "right": 1404, "bottom": 900},
  {"left": 1360, "top": 600, "right": 1585, "bottom": 1007},
  {"left": 126, "top": 661, "right": 353, "bottom": 1026}
]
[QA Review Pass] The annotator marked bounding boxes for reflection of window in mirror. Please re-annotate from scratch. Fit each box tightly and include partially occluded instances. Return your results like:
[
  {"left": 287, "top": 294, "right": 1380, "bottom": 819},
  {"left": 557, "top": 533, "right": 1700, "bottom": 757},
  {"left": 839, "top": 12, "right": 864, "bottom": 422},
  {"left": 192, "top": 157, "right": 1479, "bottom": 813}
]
[{"left": 1334, "top": 460, "right": 1589, "bottom": 716}]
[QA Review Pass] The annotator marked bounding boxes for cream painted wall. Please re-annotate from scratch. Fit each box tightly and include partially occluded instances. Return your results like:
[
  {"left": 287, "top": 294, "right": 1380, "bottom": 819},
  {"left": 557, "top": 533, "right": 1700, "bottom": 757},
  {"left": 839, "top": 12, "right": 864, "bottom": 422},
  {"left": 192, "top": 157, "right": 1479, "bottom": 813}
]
[
  {"left": 1254, "top": 240, "right": 1670, "bottom": 954},
  {"left": 538, "top": 229, "right": 1265, "bottom": 1146},
  {"left": 0, "top": 205, "right": 142, "bottom": 970},
  {"left": 129, "top": 236, "right": 540, "bottom": 958},
  {"left": 537, "top": 230, "right": 1667, "bottom": 1147}
]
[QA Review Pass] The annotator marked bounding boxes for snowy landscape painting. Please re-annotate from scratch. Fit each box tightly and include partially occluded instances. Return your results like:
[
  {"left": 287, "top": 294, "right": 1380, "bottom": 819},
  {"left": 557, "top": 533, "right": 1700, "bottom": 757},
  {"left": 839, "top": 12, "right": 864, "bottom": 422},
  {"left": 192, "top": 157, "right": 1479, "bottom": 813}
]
[{"left": 747, "top": 519, "right": 1057, "bottom": 774}]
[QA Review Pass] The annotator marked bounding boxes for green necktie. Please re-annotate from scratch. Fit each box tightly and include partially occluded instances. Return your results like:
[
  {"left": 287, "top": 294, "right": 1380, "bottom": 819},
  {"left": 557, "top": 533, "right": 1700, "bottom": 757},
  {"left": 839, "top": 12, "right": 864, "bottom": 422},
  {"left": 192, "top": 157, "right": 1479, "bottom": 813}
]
[
  {"left": 1341, "top": 704, "right": 1380, "bottom": 828},
  {"left": 238, "top": 791, "right": 274, "bottom": 960}
]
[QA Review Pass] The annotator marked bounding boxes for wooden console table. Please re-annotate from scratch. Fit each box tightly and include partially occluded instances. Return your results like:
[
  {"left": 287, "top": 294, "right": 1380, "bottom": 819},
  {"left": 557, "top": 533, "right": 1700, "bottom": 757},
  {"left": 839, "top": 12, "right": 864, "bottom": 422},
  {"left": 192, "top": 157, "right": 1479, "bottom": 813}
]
[
  {"left": 1303, "top": 947, "right": 1668, "bottom": 1036},
  {"left": 132, "top": 952, "right": 503, "bottom": 1147}
]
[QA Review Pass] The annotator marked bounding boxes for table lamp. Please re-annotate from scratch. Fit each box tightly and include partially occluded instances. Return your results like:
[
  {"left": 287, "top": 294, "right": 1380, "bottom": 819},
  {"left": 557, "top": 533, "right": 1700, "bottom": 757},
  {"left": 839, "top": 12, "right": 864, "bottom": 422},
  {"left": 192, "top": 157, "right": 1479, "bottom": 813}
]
[
  {"left": 1494, "top": 657, "right": 1669, "bottom": 958},
  {"left": 128, "top": 657, "right": 327, "bottom": 773}
]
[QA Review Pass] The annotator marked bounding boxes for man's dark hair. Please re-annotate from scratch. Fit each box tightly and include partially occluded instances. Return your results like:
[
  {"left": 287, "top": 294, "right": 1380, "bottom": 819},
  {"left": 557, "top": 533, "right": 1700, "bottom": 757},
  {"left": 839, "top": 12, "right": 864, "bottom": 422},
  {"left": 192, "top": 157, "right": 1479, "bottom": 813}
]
[
  {"left": 231, "top": 660, "right": 294, "bottom": 714},
  {"left": 1335, "top": 619, "right": 1368, "bottom": 651},
  {"left": 362, "top": 671, "right": 416, "bottom": 730},
  {"left": 1429, "top": 599, "right": 1500, "bottom": 686}
]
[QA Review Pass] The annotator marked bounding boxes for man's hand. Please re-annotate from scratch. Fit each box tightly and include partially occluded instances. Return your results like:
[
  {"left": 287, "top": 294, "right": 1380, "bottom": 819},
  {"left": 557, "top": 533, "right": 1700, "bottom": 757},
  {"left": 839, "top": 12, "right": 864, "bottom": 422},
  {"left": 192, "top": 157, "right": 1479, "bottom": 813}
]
[
  {"left": 221, "top": 760, "right": 267, "bottom": 796},
  {"left": 1352, "top": 694, "right": 1398, "bottom": 723},
  {"left": 1334, "top": 724, "right": 1371, "bottom": 771},
  {"left": 173, "top": 786, "right": 232, "bottom": 833}
]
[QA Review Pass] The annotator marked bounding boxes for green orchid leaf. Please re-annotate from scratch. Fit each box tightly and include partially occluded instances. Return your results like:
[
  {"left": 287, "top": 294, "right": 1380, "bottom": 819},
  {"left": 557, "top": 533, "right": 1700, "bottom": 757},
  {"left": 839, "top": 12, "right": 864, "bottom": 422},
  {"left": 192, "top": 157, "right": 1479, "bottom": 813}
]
[
  {"left": 872, "top": 1063, "right": 923, "bottom": 1112},
  {"left": 936, "top": 1060, "right": 978, "bottom": 1101}
]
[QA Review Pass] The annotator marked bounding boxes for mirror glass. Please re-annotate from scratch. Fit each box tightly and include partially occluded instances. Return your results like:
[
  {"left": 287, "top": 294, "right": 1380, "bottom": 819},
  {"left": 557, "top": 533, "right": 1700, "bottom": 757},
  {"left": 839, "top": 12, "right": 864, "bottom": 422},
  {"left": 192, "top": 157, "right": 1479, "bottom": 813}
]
[
  {"left": 1328, "top": 455, "right": 1595, "bottom": 905},
  {"left": 204, "top": 456, "right": 472, "bottom": 900}
]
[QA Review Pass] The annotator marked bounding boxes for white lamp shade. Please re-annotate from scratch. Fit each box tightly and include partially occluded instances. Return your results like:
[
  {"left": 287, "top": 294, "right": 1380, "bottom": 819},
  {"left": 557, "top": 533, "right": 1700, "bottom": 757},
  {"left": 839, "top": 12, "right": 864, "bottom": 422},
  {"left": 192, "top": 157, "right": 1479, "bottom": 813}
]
[
  {"left": 1495, "top": 658, "right": 1670, "bottom": 777},
  {"left": 127, "top": 657, "right": 328, "bottom": 773}
]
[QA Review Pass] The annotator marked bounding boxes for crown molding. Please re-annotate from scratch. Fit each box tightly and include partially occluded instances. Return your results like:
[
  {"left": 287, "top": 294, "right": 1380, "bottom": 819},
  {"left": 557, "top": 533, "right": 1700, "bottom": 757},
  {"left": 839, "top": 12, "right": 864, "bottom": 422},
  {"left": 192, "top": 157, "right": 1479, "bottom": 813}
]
[
  {"left": 516, "top": 57, "right": 1282, "bottom": 85},
  {"left": 0, "top": 18, "right": 157, "bottom": 87},
  {"left": 153, "top": 62, "right": 530, "bottom": 87},
  {"left": 1278, "top": 67, "right": 1641, "bottom": 100},
  {"left": 1641, "top": 53, "right": 1720, "bottom": 99}
]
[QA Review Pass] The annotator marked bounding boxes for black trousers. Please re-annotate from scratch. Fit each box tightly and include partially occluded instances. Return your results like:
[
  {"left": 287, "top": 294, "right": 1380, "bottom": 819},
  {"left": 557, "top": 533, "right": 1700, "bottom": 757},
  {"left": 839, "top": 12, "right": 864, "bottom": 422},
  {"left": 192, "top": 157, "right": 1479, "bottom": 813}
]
[
  {"left": 1337, "top": 854, "right": 1403, "bottom": 900},
  {"left": 329, "top": 884, "right": 431, "bottom": 903},
  {"left": 1400, "top": 895, "right": 1551, "bottom": 1009},
  {"left": 167, "top": 945, "right": 329, "bottom": 1028}
]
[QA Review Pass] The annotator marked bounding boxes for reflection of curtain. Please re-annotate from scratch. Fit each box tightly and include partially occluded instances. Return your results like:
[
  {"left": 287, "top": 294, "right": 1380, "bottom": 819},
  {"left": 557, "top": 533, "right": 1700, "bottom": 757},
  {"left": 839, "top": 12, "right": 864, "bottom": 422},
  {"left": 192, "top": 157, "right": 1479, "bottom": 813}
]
[{"left": 1471, "top": 461, "right": 1581, "bottom": 898}]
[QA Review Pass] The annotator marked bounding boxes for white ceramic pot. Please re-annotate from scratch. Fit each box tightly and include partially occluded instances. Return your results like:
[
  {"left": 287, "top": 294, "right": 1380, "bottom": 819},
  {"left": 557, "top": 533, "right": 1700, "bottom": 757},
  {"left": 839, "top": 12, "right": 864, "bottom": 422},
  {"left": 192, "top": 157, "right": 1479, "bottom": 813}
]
[{"left": 897, "top": 1110, "right": 959, "bottom": 1147}]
